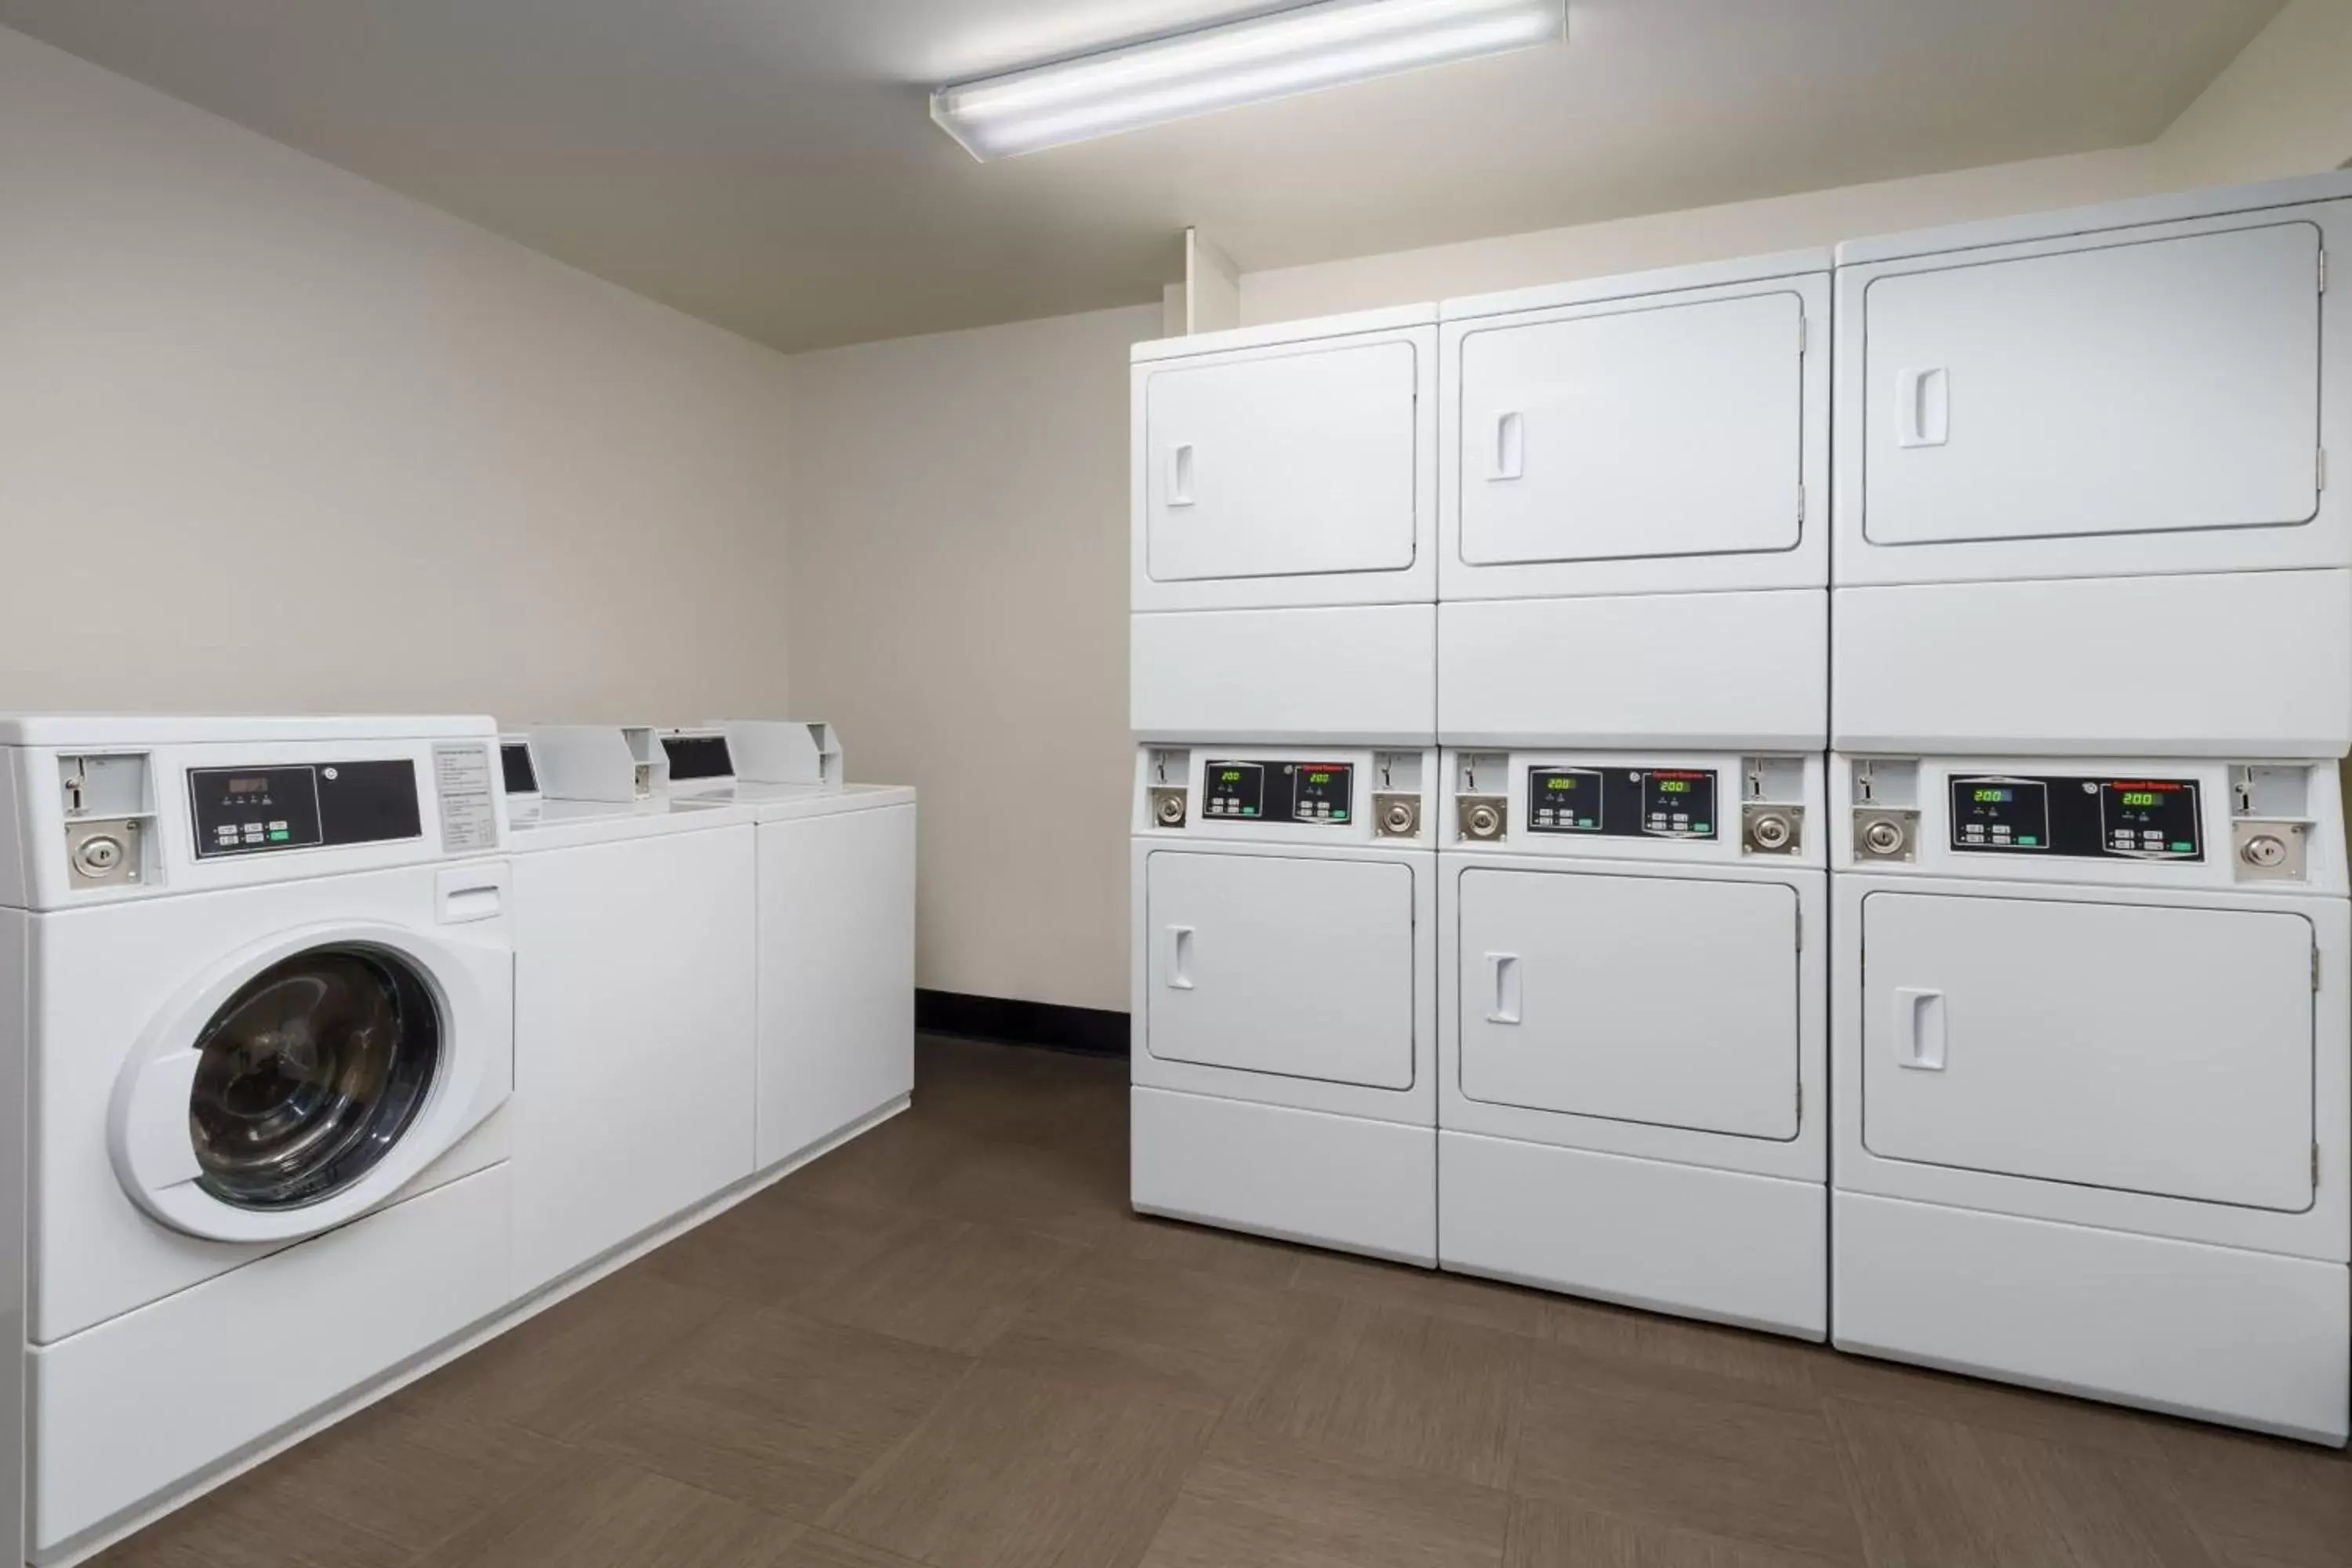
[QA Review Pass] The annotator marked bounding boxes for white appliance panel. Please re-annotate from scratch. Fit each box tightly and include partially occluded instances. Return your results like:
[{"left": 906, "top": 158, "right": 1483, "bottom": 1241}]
[
  {"left": 1831, "top": 569, "right": 2352, "bottom": 757},
  {"left": 512, "top": 824, "right": 757, "bottom": 1295},
  {"left": 1458, "top": 292, "right": 1803, "bottom": 566},
  {"left": 1132, "top": 604, "right": 1436, "bottom": 745},
  {"left": 1145, "top": 850, "right": 1415, "bottom": 1090},
  {"left": 1860, "top": 892, "right": 2314, "bottom": 1211},
  {"left": 1862, "top": 222, "right": 2321, "bottom": 548},
  {"left": 756, "top": 802, "right": 916, "bottom": 1170},
  {"left": 1835, "top": 1191, "right": 2349, "bottom": 1445},
  {"left": 1144, "top": 339, "right": 1419, "bottom": 583},
  {"left": 1457, "top": 869, "right": 1798, "bottom": 1138},
  {"left": 1438, "top": 591, "right": 1826, "bottom": 750}
]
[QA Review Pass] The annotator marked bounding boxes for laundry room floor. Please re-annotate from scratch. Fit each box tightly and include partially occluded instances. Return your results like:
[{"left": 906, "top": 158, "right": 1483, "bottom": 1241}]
[{"left": 96, "top": 1034, "right": 2351, "bottom": 1568}]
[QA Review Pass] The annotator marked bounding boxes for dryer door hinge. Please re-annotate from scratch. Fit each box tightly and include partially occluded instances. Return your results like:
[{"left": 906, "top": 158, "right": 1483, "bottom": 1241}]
[
  {"left": 2314, "top": 1142, "right": 2322, "bottom": 1188},
  {"left": 1796, "top": 1081, "right": 1804, "bottom": 1123},
  {"left": 2320, "top": 448, "right": 2328, "bottom": 493},
  {"left": 2313, "top": 947, "right": 2323, "bottom": 991},
  {"left": 1798, "top": 314, "right": 1809, "bottom": 354},
  {"left": 1797, "top": 481, "right": 1808, "bottom": 523},
  {"left": 1795, "top": 909, "right": 1804, "bottom": 952},
  {"left": 2321, "top": 249, "right": 2329, "bottom": 294}
]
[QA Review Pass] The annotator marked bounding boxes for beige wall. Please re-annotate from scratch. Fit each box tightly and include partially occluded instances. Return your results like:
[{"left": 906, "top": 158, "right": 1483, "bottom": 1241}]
[
  {"left": 2155, "top": 0, "right": 2352, "bottom": 185},
  {"left": 0, "top": 26, "right": 795, "bottom": 724},
  {"left": 784, "top": 306, "right": 1159, "bottom": 1014}
]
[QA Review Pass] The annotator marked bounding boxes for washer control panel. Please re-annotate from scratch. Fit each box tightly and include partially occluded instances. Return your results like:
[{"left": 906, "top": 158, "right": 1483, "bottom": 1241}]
[
  {"left": 190, "top": 761, "right": 423, "bottom": 858},
  {"left": 1526, "top": 766, "right": 1717, "bottom": 840},
  {"left": 1203, "top": 760, "right": 1353, "bottom": 826},
  {"left": 1948, "top": 775, "right": 2201, "bottom": 862}
]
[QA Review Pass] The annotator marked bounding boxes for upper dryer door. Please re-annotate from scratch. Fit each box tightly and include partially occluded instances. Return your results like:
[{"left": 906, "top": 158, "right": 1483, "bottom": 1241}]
[
  {"left": 1458, "top": 292, "right": 1806, "bottom": 568},
  {"left": 1838, "top": 201, "right": 2348, "bottom": 586},
  {"left": 1134, "top": 326, "right": 1436, "bottom": 611}
]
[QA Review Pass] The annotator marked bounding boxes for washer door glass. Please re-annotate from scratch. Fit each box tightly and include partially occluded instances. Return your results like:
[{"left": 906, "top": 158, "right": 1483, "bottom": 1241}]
[{"left": 187, "top": 946, "right": 441, "bottom": 1210}]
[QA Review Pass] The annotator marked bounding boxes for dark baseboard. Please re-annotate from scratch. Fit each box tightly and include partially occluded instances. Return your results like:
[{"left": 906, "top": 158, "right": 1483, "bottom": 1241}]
[{"left": 916, "top": 989, "right": 1129, "bottom": 1057}]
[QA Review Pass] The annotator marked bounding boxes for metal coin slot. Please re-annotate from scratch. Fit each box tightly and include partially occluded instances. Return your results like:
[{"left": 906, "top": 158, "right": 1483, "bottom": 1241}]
[
  {"left": 1855, "top": 808, "right": 1917, "bottom": 862},
  {"left": 1374, "top": 793, "right": 1421, "bottom": 840},
  {"left": 1457, "top": 797, "right": 1507, "bottom": 842},
  {"left": 2233, "top": 820, "right": 2308, "bottom": 883},
  {"left": 1744, "top": 804, "right": 1801, "bottom": 855},
  {"left": 66, "top": 817, "right": 143, "bottom": 887}
]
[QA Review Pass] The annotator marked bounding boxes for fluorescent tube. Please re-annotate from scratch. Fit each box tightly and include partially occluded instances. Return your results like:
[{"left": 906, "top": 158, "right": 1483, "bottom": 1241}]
[{"left": 932, "top": 0, "right": 1567, "bottom": 160}]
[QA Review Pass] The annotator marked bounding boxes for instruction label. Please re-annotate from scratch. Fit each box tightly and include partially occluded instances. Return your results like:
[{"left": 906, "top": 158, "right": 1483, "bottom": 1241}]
[{"left": 433, "top": 743, "right": 500, "bottom": 852}]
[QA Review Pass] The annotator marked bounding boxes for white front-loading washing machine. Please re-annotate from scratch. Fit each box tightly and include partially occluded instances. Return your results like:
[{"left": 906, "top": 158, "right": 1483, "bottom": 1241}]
[
  {"left": 1131, "top": 745, "right": 1437, "bottom": 1263},
  {"left": 1131, "top": 307, "right": 1439, "bottom": 748},
  {"left": 0, "top": 716, "right": 517, "bottom": 1563},
  {"left": 655, "top": 720, "right": 916, "bottom": 1175},
  {"left": 1438, "top": 749, "right": 1827, "bottom": 1336},
  {"left": 1831, "top": 170, "right": 2352, "bottom": 757},
  {"left": 1829, "top": 753, "right": 2351, "bottom": 1443},
  {"left": 505, "top": 727, "right": 758, "bottom": 1298},
  {"left": 1437, "top": 250, "right": 1829, "bottom": 752}
]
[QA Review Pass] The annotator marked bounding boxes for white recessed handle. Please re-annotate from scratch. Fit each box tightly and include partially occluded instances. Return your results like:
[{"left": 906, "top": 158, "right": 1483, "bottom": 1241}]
[
  {"left": 1896, "top": 367, "right": 1949, "bottom": 448},
  {"left": 1490, "top": 412, "right": 1526, "bottom": 481},
  {"left": 1894, "top": 986, "right": 1945, "bottom": 1070},
  {"left": 1167, "top": 443, "right": 1196, "bottom": 507},
  {"left": 1167, "top": 925, "right": 1196, "bottom": 990},
  {"left": 1484, "top": 952, "right": 1522, "bottom": 1025}
]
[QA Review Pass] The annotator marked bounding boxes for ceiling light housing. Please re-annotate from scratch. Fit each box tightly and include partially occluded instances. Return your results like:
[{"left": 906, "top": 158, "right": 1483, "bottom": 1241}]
[{"left": 931, "top": 0, "right": 1567, "bottom": 161}]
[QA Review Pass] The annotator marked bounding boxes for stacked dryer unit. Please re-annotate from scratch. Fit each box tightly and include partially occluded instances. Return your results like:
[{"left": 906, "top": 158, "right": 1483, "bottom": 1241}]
[
  {"left": 1828, "top": 173, "right": 2352, "bottom": 1442},
  {"left": 1128, "top": 307, "right": 1444, "bottom": 1263},
  {"left": 1433, "top": 254, "right": 1833, "bottom": 1336}
]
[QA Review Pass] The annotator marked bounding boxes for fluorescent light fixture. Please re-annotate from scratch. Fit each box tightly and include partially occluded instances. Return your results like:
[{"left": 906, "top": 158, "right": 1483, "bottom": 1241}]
[{"left": 931, "top": 0, "right": 1566, "bottom": 160}]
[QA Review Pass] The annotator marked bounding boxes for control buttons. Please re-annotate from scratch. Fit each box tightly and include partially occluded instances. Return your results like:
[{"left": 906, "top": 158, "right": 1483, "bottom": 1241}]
[
  {"left": 1458, "top": 797, "right": 1507, "bottom": 842},
  {"left": 1150, "top": 788, "right": 1187, "bottom": 829}
]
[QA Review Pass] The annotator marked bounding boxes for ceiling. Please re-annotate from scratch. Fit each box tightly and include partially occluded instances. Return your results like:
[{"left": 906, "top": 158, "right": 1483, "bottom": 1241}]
[{"left": 0, "top": 0, "right": 2278, "bottom": 352}]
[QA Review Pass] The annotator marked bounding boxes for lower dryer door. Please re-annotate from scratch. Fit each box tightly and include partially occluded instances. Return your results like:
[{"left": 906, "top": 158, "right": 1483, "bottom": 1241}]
[
  {"left": 1457, "top": 867, "right": 1799, "bottom": 1139},
  {"left": 1145, "top": 850, "right": 1416, "bottom": 1090},
  {"left": 1860, "top": 892, "right": 2315, "bottom": 1211}
]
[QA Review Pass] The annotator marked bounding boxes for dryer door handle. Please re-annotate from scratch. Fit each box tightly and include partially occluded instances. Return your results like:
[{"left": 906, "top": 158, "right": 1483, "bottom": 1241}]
[
  {"left": 1485, "top": 952, "right": 1522, "bottom": 1025},
  {"left": 1490, "top": 412, "right": 1526, "bottom": 481},
  {"left": 1894, "top": 986, "right": 1946, "bottom": 1070},
  {"left": 1167, "top": 925, "right": 1196, "bottom": 990},
  {"left": 1167, "top": 443, "right": 1197, "bottom": 508}
]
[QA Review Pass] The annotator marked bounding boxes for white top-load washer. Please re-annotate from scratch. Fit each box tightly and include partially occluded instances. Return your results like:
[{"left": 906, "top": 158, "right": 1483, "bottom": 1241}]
[
  {"left": 1437, "top": 250, "right": 1830, "bottom": 752},
  {"left": 0, "top": 715, "right": 515, "bottom": 1562},
  {"left": 1831, "top": 169, "right": 2352, "bottom": 757},
  {"left": 1829, "top": 755, "right": 2350, "bottom": 1443},
  {"left": 658, "top": 721, "right": 916, "bottom": 1173},
  {"left": 504, "top": 726, "right": 757, "bottom": 1297},
  {"left": 1131, "top": 307, "right": 1439, "bottom": 748},
  {"left": 1131, "top": 745, "right": 1439, "bottom": 1263}
]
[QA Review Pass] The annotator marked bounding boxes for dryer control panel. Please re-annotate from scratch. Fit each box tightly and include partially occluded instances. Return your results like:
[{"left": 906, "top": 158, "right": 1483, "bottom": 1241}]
[
  {"left": 1949, "top": 775, "right": 2201, "bottom": 861},
  {"left": 1526, "top": 766, "right": 1717, "bottom": 840},
  {"left": 1203, "top": 760, "right": 1353, "bottom": 825}
]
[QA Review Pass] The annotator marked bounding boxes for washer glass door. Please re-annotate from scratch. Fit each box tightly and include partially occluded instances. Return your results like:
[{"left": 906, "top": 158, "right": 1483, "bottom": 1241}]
[{"left": 187, "top": 946, "right": 442, "bottom": 1210}]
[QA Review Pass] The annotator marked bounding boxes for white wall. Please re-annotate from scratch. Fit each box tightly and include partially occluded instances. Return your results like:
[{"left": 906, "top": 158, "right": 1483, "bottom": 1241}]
[
  {"left": 784, "top": 306, "right": 1159, "bottom": 1014},
  {"left": 0, "top": 26, "right": 795, "bottom": 723}
]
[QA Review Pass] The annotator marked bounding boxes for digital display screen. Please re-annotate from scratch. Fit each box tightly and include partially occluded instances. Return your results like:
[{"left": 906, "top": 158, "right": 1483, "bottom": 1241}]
[
  {"left": 1658, "top": 779, "right": 1692, "bottom": 794},
  {"left": 1973, "top": 787, "right": 2014, "bottom": 804},
  {"left": 2120, "top": 791, "right": 2159, "bottom": 808},
  {"left": 501, "top": 743, "right": 538, "bottom": 797},
  {"left": 1545, "top": 777, "right": 1580, "bottom": 792},
  {"left": 1950, "top": 775, "right": 2201, "bottom": 860},
  {"left": 225, "top": 777, "right": 270, "bottom": 797}
]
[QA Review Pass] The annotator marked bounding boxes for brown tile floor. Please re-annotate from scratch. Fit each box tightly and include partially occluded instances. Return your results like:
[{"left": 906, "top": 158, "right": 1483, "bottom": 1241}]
[{"left": 99, "top": 1036, "right": 2352, "bottom": 1568}]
